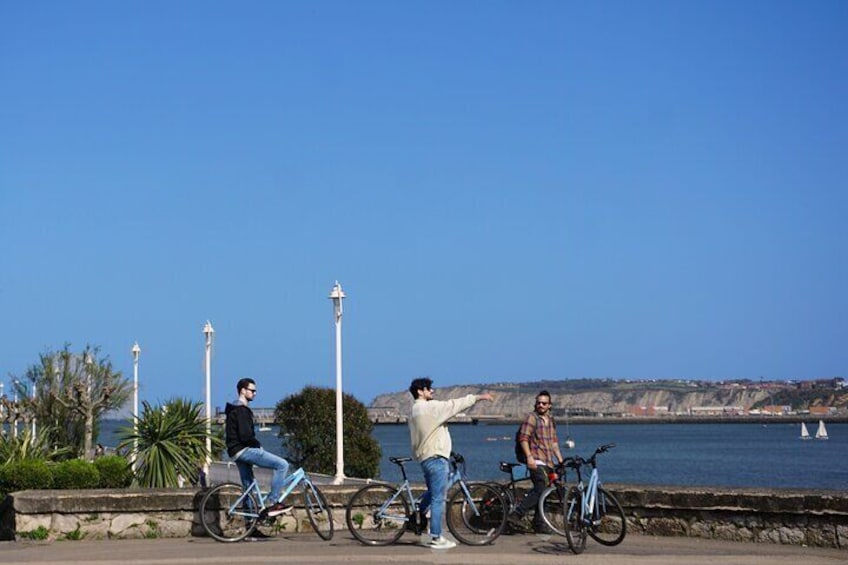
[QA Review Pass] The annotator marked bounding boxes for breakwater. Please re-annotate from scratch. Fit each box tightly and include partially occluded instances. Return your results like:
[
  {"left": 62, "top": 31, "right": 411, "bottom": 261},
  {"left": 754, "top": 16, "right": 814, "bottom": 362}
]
[{"left": 3, "top": 484, "right": 846, "bottom": 549}]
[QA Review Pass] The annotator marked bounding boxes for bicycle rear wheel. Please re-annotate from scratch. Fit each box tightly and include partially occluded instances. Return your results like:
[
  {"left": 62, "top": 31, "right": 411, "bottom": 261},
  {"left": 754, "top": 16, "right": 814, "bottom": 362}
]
[
  {"left": 303, "top": 483, "right": 334, "bottom": 540},
  {"left": 446, "top": 482, "right": 506, "bottom": 545},
  {"left": 200, "top": 483, "right": 260, "bottom": 542},
  {"left": 587, "top": 487, "right": 626, "bottom": 546},
  {"left": 345, "top": 484, "right": 410, "bottom": 546},
  {"left": 564, "top": 487, "right": 587, "bottom": 554},
  {"left": 538, "top": 484, "right": 566, "bottom": 536}
]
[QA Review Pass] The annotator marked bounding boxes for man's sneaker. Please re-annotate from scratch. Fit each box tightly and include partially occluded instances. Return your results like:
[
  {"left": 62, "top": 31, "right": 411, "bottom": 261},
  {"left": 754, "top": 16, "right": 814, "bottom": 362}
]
[
  {"left": 506, "top": 512, "right": 526, "bottom": 528},
  {"left": 265, "top": 502, "right": 293, "bottom": 517},
  {"left": 421, "top": 536, "right": 456, "bottom": 549}
]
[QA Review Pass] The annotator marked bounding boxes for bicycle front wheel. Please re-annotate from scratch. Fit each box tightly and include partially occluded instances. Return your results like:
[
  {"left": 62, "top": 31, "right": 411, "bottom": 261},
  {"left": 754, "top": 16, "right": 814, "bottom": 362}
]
[
  {"left": 538, "top": 484, "right": 566, "bottom": 536},
  {"left": 446, "top": 482, "right": 506, "bottom": 545},
  {"left": 587, "top": 487, "right": 626, "bottom": 546},
  {"left": 564, "top": 487, "right": 587, "bottom": 554},
  {"left": 345, "top": 483, "right": 410, "bottom": 546},
  {"left": 303, "top": 483, "right": 334, "bottom": 540},
  {"left": 200, "top": 483, "right": 260, "bottom": 542}
]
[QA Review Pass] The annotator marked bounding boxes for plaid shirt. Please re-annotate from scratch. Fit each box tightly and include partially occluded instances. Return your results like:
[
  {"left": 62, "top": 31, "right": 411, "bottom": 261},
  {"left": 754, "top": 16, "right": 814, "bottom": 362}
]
[{"left": 517, "top": 412, "right": 559, "bottom": 467}]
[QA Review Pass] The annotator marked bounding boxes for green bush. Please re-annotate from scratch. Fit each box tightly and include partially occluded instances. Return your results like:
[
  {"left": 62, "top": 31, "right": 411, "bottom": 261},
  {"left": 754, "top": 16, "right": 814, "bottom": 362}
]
[
  {"left": 0, "top": 459, "right": 54, "bottom": 493},
  {"left": 94, "top": 455, "right": 133, "bottom": 488},
  {"left": 51, "top": 459, "right": 100, "bottom": 489}
]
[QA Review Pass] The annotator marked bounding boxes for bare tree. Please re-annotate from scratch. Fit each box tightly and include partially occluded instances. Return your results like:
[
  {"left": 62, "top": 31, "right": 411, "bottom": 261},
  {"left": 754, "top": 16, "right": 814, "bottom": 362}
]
[{"left": 15, "top": 344, "right": 131, "bottom": 460}]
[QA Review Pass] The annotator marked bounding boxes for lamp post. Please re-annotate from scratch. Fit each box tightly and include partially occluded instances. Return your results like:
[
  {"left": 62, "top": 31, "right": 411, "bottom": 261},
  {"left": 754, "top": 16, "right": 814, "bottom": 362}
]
[
  {"left": 203, "top": 321, "right": 215, "bottom": 478},
  {"left": 329, "top": 281, "right": 346, "bottom": 484},
  {"left": 31, "top": 382, "right": 37, "bottom": 437},
  {"left": 131, "top": 342, "right": 141, "bottom": 471},
  {"left": 12, "top": 379, "right": 20, "bottom": 439}
]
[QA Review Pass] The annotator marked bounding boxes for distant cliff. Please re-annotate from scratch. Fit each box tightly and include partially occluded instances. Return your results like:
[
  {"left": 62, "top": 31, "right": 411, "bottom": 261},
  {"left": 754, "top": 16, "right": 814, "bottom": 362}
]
[{"left": 369, "top": 379, "right": 846, "bottom": 420}]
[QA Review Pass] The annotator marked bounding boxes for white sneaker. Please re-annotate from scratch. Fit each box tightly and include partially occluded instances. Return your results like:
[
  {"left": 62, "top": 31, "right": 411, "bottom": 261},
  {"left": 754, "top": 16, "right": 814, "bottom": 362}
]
[{"left": 421, "top": 536, "right": 457, "bottom": 549}]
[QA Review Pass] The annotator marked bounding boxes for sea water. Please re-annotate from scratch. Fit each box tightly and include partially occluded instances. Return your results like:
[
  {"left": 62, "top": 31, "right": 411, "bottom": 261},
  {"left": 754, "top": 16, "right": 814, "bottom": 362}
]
[{"left": 100, "top": 421, "right": 848, "bottom": 490}]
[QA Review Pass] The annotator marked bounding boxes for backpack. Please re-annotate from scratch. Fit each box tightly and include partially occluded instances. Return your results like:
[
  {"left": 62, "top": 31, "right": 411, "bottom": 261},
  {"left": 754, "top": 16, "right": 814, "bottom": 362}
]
[{"left": 514, "top": 413, "right": 556, "bottom": 463}]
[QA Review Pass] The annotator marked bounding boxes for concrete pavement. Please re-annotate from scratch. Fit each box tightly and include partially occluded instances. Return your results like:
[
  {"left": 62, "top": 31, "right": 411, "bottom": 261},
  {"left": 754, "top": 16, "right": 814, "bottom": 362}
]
[{"left": 1, "top": 531, "right": 845, "bottom": 565}]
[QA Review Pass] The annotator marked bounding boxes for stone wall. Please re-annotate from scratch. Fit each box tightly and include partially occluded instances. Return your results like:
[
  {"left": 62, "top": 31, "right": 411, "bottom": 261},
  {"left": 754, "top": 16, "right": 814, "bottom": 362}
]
[
  {"left": 610, "top": 485, "right": 848, "bottom": 549},
  {"left": 3, "top": 484, "right": 846, "bottom": 549}
]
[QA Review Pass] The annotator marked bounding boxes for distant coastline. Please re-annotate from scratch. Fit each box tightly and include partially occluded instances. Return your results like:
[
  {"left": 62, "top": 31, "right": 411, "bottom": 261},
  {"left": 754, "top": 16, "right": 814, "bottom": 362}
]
[{"left": 372, "top": 414, "right": 848, "bottom": 426}]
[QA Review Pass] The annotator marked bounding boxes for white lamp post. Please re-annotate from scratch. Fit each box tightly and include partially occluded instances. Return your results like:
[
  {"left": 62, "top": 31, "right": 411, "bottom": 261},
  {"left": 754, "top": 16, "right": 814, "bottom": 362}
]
[
  {"left": 131, "top": 342, "right": 141, "bottom": 471},
  {"left": 12, "top": 379, "right": 20, "bottom": 439},
  {"left": 31, "top": 382, "right": 37, "bottom": 437},
  {"left": 203, "top": 321, "right": 215, "bottom": 477},
  {"left": 329, "top": 281, "right": 346, "bottom": 484}
]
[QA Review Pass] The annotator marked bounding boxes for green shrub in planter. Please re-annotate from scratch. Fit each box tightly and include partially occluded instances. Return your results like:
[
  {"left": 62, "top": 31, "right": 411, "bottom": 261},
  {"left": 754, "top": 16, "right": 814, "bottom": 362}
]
[
  {"left": 51, "top": 459, "right": 100, "bottom": 489},
  {"left": 0, "top": 459, "right": 54, "bottom": 492},
  {"left": 94, "top": 455, "right": 133, "bottom": 488}
]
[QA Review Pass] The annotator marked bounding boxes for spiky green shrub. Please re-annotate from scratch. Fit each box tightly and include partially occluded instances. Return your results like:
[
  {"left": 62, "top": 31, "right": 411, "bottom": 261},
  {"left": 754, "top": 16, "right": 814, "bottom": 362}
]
[
  {"left": 51, "top": 459, "right": 100, "bottom": 489},
  {"left": 117, "top": 398, "right": 222, "bottom": 488},
  {"left": 0, "top": 427, "right": 74, "bottom": 464},
  {"left": 94, "top": 455, "right": 133, "bottom": 488},
  {"left": 0, "top": 459, "right": 54, "bottom": 493}
]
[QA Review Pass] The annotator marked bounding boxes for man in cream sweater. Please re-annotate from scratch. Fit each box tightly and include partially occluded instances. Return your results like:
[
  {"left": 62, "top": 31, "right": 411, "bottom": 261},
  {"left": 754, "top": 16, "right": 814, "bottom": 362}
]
[{"left": 408, "top": 377, "right": 493, "bottom": 549}]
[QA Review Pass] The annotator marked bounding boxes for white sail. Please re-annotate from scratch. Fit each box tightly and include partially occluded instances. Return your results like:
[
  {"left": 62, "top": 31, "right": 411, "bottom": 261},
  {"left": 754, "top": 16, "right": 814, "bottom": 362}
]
[
  {"left": 800, "top": 422, "right": 811, "bottom": 440},
  {"left": 815, "top": 420, "right": 828, "bottom": 440}
]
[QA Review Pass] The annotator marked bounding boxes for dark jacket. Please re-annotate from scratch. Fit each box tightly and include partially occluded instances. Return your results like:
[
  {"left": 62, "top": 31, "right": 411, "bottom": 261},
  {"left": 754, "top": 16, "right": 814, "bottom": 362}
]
[{"left": 225, "top": 401, "right": 261, "bottom": 458}]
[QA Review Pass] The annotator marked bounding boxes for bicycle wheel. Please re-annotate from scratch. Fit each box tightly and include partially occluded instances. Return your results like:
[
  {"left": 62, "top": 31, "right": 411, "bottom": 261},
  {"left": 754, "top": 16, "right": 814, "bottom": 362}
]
[
  {"left": 587, "top": 487, "right": 626, "bottom": 546},
  {"left": 446, "top": 482, "right": 506, "bottom": 545},
  {"left": 345, "top": 483, "right": 410, "bottom": 546},
  {"left": 563, "top": 487, "right": 587, "bottom": 554},
  {"left": 538, "top": 484, "right": 566, "bottom": 536},
  {"left": 303, "top": 483, "right": 334, "bottom": 540},
  {"left": 200, "top": 483, "right": 260, "bottom": 542},
  {"left": 487, "top": 481, "right": 515, "bottom": 512}
]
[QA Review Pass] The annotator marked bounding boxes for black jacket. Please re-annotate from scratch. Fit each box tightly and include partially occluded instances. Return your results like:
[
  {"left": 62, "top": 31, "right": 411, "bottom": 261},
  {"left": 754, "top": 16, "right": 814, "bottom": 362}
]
[{"left": 225, "top": 401, "right": 261, "bottom": 458}]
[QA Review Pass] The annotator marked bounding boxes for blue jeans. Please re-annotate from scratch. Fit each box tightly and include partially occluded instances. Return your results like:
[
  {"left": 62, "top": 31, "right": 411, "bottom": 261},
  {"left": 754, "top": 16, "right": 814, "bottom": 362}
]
[
  {"left": 418, "top": 456, "right": 450, "bottom": 538},
  {"left": 234, "top": 448, "right": 290, "bottom": 503}
]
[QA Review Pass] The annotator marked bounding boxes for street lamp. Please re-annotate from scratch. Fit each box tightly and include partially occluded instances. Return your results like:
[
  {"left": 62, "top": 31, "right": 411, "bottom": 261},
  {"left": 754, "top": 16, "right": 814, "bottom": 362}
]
[
  {"left": 12, "top": 379, "right": 20, "bottom": 439},
  {"left": 131, "top": 342, "right": 141, "bottom": 471},
  {"left": 329, "top": 281, "right": 346, "bottom": 484},
  {"left": 31, "top": 382, "right": 37, "bottom": 437},
  {"left": 203, "top": 321, "right": 215, "bottom": 479}
]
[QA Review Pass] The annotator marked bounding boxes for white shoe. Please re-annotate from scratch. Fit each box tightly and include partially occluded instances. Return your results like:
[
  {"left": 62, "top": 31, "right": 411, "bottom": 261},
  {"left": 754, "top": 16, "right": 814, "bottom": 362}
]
[{"left": 421, "top": 536, "right": 456, "bottom": 549}]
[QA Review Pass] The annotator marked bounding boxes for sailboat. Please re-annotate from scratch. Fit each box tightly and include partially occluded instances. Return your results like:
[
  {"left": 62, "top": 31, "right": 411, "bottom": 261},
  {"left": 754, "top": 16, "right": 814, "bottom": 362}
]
[
  {"left": 800, "top": 422, "right": 812, "bottom": 440},
  {"left": 815, "top": 420, "right": 828, "bottom": 440}
]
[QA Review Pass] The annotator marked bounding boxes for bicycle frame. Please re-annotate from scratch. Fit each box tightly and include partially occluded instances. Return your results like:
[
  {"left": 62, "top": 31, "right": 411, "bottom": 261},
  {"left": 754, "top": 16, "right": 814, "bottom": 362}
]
[
  {"left": 377, "top": 455, "right": 482, "bottom": 526},
  {"left": 227, "top": 467, "right": 308, "bottom": 517}
]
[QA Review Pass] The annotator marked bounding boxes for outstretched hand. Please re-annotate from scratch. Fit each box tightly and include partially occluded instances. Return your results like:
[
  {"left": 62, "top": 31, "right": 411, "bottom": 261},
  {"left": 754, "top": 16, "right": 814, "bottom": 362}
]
[{"left": 478, "top": 392, "right": 494, "bottom": 402}]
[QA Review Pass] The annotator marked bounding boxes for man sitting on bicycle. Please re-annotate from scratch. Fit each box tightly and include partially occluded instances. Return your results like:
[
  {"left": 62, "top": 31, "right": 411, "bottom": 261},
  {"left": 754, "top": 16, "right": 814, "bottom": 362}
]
[
  {"left": 225, "top": 377, "right": 292, "bottom": 517},
  {"left": 507, "top": 389, "right": 564, "bottom": 533}
]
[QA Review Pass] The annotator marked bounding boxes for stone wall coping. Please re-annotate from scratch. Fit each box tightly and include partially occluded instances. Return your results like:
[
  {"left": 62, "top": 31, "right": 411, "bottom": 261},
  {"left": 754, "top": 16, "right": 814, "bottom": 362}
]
[{"left": 10, "top": 483, "right": 847, "bottom": 516}]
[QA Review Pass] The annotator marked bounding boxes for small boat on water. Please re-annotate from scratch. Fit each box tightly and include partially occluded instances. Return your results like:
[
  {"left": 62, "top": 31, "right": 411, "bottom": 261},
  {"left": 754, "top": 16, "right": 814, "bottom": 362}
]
[
  {"left": 815, "top": 420, "right": 828, "bottom": 440},
  {"left": 800, "top": 422, "right": 812, "bottom": 440}
]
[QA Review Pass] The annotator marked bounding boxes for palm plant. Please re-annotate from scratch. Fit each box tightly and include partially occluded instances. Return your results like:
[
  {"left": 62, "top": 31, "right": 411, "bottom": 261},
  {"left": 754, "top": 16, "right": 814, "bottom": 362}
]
[
  {"left": 0, "top": 425, "right": 74, "bottom": 464},
  {"left": 117, "top": 398, "right": 222, "bottom": 488}
]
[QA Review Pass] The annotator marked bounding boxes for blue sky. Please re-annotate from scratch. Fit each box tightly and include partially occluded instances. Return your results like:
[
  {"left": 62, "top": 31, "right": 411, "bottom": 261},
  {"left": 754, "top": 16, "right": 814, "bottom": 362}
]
[{"left": 1, "top": 1, "right": 846, "bottom": 410}]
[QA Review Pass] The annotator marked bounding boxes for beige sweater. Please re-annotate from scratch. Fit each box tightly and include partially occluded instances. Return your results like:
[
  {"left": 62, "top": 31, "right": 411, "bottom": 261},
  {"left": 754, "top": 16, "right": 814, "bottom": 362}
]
[{"left": 409, "top": 395, "right": 479, "bottom": 462}]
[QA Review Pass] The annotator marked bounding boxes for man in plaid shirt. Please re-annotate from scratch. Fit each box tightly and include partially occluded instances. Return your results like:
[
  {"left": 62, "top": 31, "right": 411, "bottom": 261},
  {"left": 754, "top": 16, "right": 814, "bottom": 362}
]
[{"left": 507, "top": 390, "right": 564, "bottom": 533}]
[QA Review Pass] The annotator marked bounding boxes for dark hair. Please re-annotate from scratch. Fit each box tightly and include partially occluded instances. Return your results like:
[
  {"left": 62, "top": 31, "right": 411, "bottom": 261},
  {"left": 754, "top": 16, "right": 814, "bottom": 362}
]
[
  {"left": 409, "top": 377, "right": 433, "bottom": 399},
  {"left": 237, "top": 378, "right": 256, "bottom": 394},
  {"left": 536, "top": 390, "right": 551, "bottom": 402}
]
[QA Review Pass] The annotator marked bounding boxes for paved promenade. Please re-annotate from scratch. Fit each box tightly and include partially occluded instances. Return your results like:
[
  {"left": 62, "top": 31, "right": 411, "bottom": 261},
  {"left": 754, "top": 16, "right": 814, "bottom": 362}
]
[{"left": 1, "top": 531, "right": 844, "bottom": 565}]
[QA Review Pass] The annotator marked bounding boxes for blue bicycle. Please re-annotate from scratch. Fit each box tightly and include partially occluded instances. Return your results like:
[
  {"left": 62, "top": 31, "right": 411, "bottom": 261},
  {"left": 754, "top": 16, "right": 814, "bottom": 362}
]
[
  {"left": 345, "top": 452, "right": 507, "bottom": 546},
  {"left": 562, "top": 443, "right": 626, "bottom": 553},
  {"left": 200, "top": 466, "right": 334, "bottom": 542}
]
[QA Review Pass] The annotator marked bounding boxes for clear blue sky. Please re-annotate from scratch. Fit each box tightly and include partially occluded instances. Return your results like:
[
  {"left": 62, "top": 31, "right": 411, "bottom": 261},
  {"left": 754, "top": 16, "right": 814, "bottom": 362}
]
[{"left": 1, "top": 1, "right": 846, "bottom": 409}]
